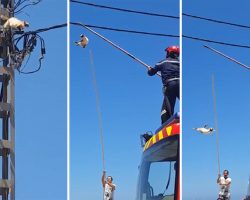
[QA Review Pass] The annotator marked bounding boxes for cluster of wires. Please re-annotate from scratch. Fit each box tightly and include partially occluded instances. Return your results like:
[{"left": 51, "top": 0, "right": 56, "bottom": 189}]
[
  {"left": 13, "top": 32, "right": 45, "bottom": 74},
  {"left": 10, "top": 23, "right": 66, "bottom": 74},
  {"left": 14, "top": 0, "right": 42, "bottom": 14}
]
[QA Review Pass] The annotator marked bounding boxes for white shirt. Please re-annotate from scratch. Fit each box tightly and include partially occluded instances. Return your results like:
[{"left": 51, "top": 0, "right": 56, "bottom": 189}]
[
  {"left": 104, "top": 183, "right": 116, "bottom": 200},
  {"left": 218, "top": 177, "right": 231, "bottom": 197}
]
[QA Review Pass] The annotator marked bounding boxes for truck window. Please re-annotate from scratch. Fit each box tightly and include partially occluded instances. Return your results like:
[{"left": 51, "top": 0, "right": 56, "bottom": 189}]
[{"left": 147, "top": 161, "right": 175, "bottom": 200}]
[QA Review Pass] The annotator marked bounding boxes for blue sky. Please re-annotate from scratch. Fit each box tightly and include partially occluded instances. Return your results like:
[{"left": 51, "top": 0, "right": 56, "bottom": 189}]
[
  {"left": 70, "top": 1, "right": 179, "bottom": 200},
  {"left": 14, "top": 1, "right": 67, "bottom": 200},
  {"left": 182, "top": 1, "right": 250, "bottom": 200}
]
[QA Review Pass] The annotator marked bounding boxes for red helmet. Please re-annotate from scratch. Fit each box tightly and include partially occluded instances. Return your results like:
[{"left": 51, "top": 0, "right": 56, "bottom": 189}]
[{"left": 165, "top": 46, "right": 180, "bottom": 55}]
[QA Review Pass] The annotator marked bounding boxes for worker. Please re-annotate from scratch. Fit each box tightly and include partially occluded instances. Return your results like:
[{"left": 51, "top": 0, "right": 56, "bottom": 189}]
[
  {"left": 102, "top": 171, "right": 116, "bottom": 200},
  {"left": 217, "top": 170, "right": 232, "bottom": 200},
  {"left": 148, "top": 46, "right": 180, "bottom": 124}
]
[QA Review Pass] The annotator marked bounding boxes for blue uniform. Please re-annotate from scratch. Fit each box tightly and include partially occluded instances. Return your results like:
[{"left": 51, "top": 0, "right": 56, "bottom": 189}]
[{"left": 148, "top": 57, "right": 179, "bottom": 124}]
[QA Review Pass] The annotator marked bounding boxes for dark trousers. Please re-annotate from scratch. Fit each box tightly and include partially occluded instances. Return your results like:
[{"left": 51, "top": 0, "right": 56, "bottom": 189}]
[{"left": 161, "top": 80, "right": 179, "bottom": 124}]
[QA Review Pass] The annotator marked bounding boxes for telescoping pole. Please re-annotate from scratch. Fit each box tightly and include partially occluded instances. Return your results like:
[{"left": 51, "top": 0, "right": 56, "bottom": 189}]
[
  {"left": 204, "top": 45, "right": 250, "bottom": 70},
  {"left": 71, "top": 22, "right": 161, "bottom": 77}
]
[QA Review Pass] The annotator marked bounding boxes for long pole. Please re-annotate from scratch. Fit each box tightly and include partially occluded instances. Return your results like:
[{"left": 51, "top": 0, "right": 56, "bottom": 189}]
[
  {"left": 89, "top": 50, "right": 105, "bottom": 171},
  {"left": 204, "top": 45, "right": 250, "bottom": 70},
  {"left": 211, "top": 75, "right": 221, "bottom": 175},
  {"left": 71, "top": 22, "right": 161, "bottom": 77}
]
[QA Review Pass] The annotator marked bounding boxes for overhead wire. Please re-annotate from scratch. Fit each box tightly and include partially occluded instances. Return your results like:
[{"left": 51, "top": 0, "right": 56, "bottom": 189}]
[
  {"left": 70, "top": 0, "right": 179, "bottom": 19},
  {"left": 70, "top": 0, "right": 250, "bottom": 29},
  {"left": 3, "top": 20, "right": 249, "bottom": 75},
  {"left": 69, "top": 1, "right": 250, "bottom": 48},
  {"left": 14, "top": 0, "right": 42, "bottom": 14},
  {"left": 183, "top": 13, "right": 250, "bottom": 29},
  {"left": 20, "top": 23, "right": 67, "bottom": 35},
  {"left": 183, "top": 35, "right": 250, "bottom": 49},
  {"left": 70, "top": 22, "right": 250, "bottom": 49},
  {"left": 14, "top": 0, "right": 30, "bottom": 9},
  {"left": 15, "top": 0, "right": 42, "bottom": 14},
  {"left": 71, "top": 23, "right": 178, "bottom": 38}
]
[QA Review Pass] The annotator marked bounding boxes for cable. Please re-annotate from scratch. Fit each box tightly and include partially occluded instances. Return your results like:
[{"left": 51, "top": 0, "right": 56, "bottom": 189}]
[
  {"left": 70, "top": 0, "right": 179, "bottom": 19},
  {"left": 15, "top": 0, "right": 42, "bottom": 14},
  {"left": 13, "top": 0, "right": 42, "bottom": 14},
  {"left": 183, "top": 13, "right": 250, "bottom": 29},
  {"left": 71, "top": 22, "right": 250, "bottom": 49},
  {"left": 14, "top": 33, "right": 45, "bottom": 74},
  {"left": 20, "top": 23, "right": 67, "bottom": 35},
  {"left": 12, "top": 23, "right": 66, "bottom": 74},
  {"left": 183, "top": 35, "right": 250, "bottom": 49},
  {"left": 73, "top": 23, "right": 179, "bottom": 38},
  {"left": 14, "top": 0, "right": 28, "bottom": 9},
  {"left": 70, "top": 0, "right": 250, "bottom": 29},
  {"left": 17, "top": 34, "right": 45, "bottom": 74}
]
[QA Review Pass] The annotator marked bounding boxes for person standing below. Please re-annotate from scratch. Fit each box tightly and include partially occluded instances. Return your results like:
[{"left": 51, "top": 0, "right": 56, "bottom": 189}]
[
  {"left": 102, "top": 171, "right": 116, "bottom": 200},
  {"left": 148, "top": 46, "right": 180, "bottom": 124},
  {"left": 217, "top": 170, "right": 232, "bottom": 200}
]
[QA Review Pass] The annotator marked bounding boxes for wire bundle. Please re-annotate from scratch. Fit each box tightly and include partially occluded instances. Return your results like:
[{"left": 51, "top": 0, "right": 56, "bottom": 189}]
[{"left": 13, "top": 32, "right": 45, "bottom": 74}]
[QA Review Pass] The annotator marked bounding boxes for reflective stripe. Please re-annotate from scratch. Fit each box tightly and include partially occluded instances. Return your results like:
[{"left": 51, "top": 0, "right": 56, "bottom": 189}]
[
  {"left": 166, "top": 77, "right": 179, "bottom": 83},
  {"left": 156, "top": 60, "right": 179, "bottom": 65},
  {"left": 143, "top": 123, "right": 180, "bottom": 151}
]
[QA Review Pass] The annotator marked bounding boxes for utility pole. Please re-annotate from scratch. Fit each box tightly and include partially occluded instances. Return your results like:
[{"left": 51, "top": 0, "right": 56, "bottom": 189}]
[{"left": 0, "top": 0, "right": 15, "bottom": 200}]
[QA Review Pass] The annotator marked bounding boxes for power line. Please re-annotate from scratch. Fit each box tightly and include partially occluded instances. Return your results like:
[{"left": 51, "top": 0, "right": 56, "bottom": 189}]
[
  {"left": 72, "top": 23, "right": 179, "bottom": 38},
  {"left": 70, "top": 0, "right": 179, "bottom": 19},
  {"left": 21, "top": 23, "right": 67, "bottom": 35},
  {"left": 14, "top": 0, "right": 42, "bottom": 14},
  {"left": 183, "top": 13, "right": 250, "bottom": 29},
  {"left": 21, "top": 22, "right": 250, "bottom": 50},
  {"left": 70, "top": 0, "right": 250, "bottom": 30},
  {"left": 71, "top": 22, "right": 250, "bottom": 49},
  {"left": 183, "top": 35, "right": 250, "bottom": 49}
]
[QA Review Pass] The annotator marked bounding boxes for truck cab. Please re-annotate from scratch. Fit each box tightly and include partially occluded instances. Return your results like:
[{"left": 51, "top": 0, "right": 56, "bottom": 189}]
[{"left": 136, "top": 113, "right": 180, "bottom": 200}]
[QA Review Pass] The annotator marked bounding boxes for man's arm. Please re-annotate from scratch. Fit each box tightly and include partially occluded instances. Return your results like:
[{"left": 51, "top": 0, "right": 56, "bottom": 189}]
[
  {"left": 102, "top": 171, "right": 106, "bottom": 188},
  {"left": 217, "top": 174, "right": 221, "bottom": 184},
  {"left": 147, "top": 62, "right": 162, "bottom": 76}
]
